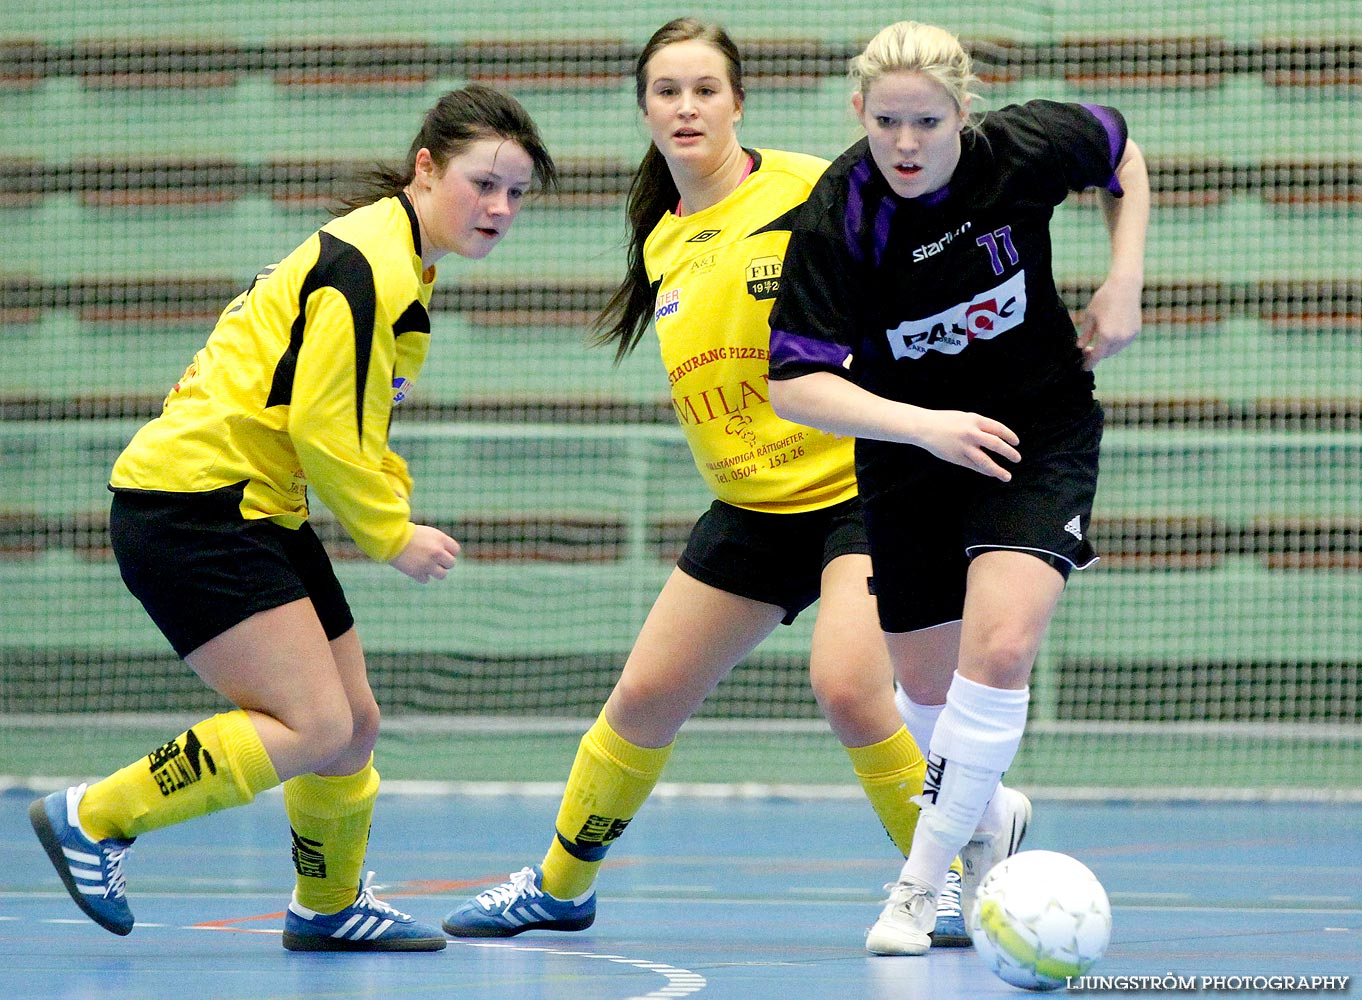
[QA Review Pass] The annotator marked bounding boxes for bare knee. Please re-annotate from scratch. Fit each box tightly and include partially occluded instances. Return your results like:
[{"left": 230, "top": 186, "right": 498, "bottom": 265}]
[
  {"left": 313, "top": 689, "right": 381, "bottom": 776},
  {"left": 812, "top": 668, "right": 899, "bottom": 747},
  {"left": 604, "top": 674, "right": 690, "bottom": 747},
  {"left": 347, "top": 697, "right": 381, "bottom": 760},
  {"left": 279, "top": 684, "right": 357, "bottom": 768},
  {"left": 812, "top": 671, "right": 871, "bottom": 729},
  {"left": 962, "top": 625, "right": 1040, "bottom": 688}
]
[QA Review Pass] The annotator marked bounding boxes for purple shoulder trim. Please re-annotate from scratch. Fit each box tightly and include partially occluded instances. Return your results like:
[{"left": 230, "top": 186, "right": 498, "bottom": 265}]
[
  {"left": 844, "top": 156, "right": 897, "bottom": 266},
  {"left": 770, "top": 328, "right": 851, "bottom": 372},
  {"left": 845, "top": 159, "right": 873, "bottom": 263},
  {"left": 1080, "top": 103, "right": 1126, "bottom": 195}
]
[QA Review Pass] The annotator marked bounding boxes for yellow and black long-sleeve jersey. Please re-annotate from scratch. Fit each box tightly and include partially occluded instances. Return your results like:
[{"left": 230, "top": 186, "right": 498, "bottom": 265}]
[
  {"left": 644, "top": 148, "right": 856, "bottom": 513},
  {"left": 110, "top": 193, "right": 434, "bottom": 563}
]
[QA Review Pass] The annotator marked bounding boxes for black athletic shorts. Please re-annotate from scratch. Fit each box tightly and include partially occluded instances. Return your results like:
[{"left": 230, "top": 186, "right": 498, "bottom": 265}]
[
  {"left": 109, "top": 484, "right": 354, "bottom": 657},
  {"left": 677, "top": 495, "right": 869, "bottom": 625},
  {"left": 858, "top": 399, "right": 1103, "bottom": 634}
]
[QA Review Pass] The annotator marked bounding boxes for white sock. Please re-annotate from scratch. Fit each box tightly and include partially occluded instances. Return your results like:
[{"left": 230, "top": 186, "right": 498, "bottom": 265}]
[
  {"left": 975, "top": 783, "right": 1009, "bottom": 835},
  {"left": 901, "top": 673, "right": 1028, "bottom": 891},
  {"left": 893, "top": 684, "right": 945, "bottom": 754}
]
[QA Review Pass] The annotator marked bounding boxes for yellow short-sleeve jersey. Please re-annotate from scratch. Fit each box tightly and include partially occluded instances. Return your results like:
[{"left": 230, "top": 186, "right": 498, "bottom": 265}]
[
  {"left": 644, "top": 148, "right": 856, "bottom": 513},
  {"left": 110, "top": 194, "right": 435, "bottom": 562}
]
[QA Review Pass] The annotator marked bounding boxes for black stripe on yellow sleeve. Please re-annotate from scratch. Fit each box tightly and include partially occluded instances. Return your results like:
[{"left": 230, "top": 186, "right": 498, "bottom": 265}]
[
  {"left": 392, "top": 299, "right": 430, "bottom": 336},
  {"left": 266, "top": 232, "right": 377, "bottom": 444},
  {"left": 749, "top": 203, "right": 804, "bottom": 238}
]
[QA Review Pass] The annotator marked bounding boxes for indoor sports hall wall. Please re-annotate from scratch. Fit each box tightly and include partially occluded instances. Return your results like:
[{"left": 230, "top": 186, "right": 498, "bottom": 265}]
[{"left": 1, "top": 0, "right": 1358, "bottom": 795}]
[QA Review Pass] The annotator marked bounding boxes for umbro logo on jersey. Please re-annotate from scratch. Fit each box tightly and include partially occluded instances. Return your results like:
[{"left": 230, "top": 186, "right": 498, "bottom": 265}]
[
  {"left": 1064, "top": 516, "right": 1083, "bottom": 540},
  {"left": 686, "top": 229, "right": 721, "bottom": 242}
]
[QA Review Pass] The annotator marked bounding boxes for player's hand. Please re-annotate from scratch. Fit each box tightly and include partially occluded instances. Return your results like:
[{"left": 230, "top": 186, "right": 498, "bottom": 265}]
[
  {"left": 390, "top": 524, "right": 461, "bottom": 583},
  {"left": 1077, "top": 277, "right": 1142, "bottom": 370},
  {"left": 917, "top": 410, "right": 1021, "bottom": 482}
]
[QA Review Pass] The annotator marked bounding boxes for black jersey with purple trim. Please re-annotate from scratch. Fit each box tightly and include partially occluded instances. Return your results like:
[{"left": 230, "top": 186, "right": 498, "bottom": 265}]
[{"left": 768, "top": 100, "right": 1127, "bottom": 417}]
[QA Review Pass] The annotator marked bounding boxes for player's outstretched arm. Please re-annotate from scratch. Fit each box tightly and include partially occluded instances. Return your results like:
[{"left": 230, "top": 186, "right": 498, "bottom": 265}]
[
  {"left": 390, "top": 524, "right": 462, "bottom": 583},
  {"left": 769, "top": 371, "right": 1020, "bottom": 481}
]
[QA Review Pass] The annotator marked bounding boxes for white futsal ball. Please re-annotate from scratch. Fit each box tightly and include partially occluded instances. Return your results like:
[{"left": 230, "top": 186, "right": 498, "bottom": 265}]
[{"left": 967, "top": 849, "right": 1112, "bottom": 992}]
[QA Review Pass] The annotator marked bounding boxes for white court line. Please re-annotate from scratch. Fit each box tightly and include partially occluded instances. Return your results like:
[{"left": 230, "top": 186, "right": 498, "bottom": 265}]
[
  {"left": 1268, "top": 895, "right": 1355, "bottom": 904},
  {"left": 6, "top": 774, "right": 1362, "bottom": 802},
  {"left": 457, "top": 940, "right": 708, "bottom": 1000},
  {"left": 36, "top": 926, "right": 170, "bottom": 931}
]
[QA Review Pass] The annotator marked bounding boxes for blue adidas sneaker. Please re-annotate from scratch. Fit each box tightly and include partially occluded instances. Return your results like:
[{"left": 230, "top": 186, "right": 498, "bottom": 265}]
[
  {"left": 930, "top": 863, "right": 972, "bottom": 948},
  {"left": 442, "top": 865, "right": 596, "bottom": 937},
  {"left": 29, "top": 783, "right": 135, "bottom": 936},
  {"left": 282, "top": 872, "right": 447, "bottom": 952}
]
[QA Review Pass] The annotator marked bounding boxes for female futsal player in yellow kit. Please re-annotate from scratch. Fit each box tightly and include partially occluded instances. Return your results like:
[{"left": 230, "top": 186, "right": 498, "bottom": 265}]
[
  {"left": 29, "top": 84, "right": 556, "bottom": 951},
  {"left": 441, "top": 18, "right": 1024, "bottom": 954}
]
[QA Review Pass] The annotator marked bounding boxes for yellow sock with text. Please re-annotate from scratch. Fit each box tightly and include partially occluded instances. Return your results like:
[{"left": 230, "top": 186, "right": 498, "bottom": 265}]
[
  {"left": 284, "top": 757, "right": 381, "bottom": 914},
  {"left": 79, "top": 710, "right": 279, "bottom": 841},
  {"left": 846, "top": 725, "right": 927, "bottom": 856},
  {"left": 540, "top": 712, "right": 672, "bottom": 900}
]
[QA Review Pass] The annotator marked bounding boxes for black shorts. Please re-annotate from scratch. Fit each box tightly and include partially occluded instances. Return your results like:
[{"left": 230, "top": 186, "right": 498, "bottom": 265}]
[
  {"left": 858, "top": 400, "right": 1102, "bottom": 633},
  {"left": 109, "top": 485, "right": 354, "bottom": 658},
  {"left": 678, "top": 496, "right": 869, "bottom": 625}
]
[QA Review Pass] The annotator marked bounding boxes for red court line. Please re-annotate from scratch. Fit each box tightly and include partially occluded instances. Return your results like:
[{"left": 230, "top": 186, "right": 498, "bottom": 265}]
[{"left": 194, "top": 910, "right": 286, "bottom": 929}]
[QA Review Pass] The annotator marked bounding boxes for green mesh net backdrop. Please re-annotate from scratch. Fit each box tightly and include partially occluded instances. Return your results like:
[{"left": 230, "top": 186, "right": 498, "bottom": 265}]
[{"left": 1, "top": 1, "right": 1358, "bottom": 796}]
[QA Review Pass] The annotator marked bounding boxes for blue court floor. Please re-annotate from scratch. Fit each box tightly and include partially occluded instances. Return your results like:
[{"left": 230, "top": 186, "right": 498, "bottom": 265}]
[{"left": 0, "top": 786, "right": 1358, "bottom": 998}]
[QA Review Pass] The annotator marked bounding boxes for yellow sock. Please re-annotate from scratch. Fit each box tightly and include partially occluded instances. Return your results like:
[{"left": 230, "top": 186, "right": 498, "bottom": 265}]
[
  {"left": 79, "top": 710, "right": 279, "bottom": 841},
  {"left": 846, "top": 725, "right": 927, "bottom": 856},
  {"left": 540, "top": 711, "right": 672, "bottom": 900},
  {"left": 284, "top": 756, "right": 381, "bottom": 914}
]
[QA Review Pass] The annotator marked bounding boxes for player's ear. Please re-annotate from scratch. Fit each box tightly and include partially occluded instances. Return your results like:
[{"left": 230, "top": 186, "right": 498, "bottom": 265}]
[
  {"left": 852, "top": 91, "right": 865, "bottom": 118},
  {"left": 412, "top": 148, "right": 436, "bottom": 185}
]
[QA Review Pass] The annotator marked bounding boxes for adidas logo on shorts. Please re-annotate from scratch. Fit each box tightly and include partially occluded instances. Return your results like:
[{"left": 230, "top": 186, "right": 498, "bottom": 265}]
[{"left": 1063, "top": 516, "right": 1083, "bottom": 540}]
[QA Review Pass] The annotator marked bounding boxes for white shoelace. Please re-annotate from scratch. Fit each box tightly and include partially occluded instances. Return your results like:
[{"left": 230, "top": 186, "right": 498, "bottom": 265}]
[
  {"left": 937, "top": 870, "right": 963, "bottom": 919},
  {"left": 881, "top": 879, "right": 933, "bottom": 915},
  {"left": 101, "top": 844, "right": 132, "bottom": 899},
  {"left": 476, "top": 866, "right": 542, "bottom": 910},
  {"left": 354, "top": 871, "right": 412, "bottom": 920}
]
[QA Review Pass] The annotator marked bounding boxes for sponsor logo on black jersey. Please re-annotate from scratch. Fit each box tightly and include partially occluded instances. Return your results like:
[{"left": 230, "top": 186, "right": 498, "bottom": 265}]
[
  {"left": 911, "top": 221, "right": 973, "bottom": 263},
  {"left": 745, "top": 255, "right": 782, "bottom": 300},
  {"left": 685, "top": 229, "right": 721, "bottom": 243},
  {"left": 885, "top": 271, "right": 1028, "bottom": 361}
]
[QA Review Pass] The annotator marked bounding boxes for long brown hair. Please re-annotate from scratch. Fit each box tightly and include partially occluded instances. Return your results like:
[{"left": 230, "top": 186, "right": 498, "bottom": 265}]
[
  {"left": 591, "top": 18, "right": 745, "bottom": 363},
  {"left": 335, "top": 83, "right": 557, "bottom": 213}
]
